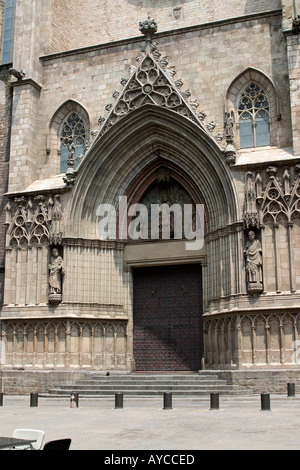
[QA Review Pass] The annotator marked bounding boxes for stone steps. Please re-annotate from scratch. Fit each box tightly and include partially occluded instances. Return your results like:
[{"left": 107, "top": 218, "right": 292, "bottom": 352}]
[{"left": 46, "top": 372, "right": 253, "bottom": 397}]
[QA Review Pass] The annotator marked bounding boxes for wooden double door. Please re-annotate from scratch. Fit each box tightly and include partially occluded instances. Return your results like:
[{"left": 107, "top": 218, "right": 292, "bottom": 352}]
[{"left": 133, "top": 264, "right": 203, "bottom": 372}]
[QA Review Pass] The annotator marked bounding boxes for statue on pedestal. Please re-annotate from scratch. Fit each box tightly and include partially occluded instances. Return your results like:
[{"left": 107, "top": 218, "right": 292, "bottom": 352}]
[
  {"left": 48, "top": 248, "right": 65, "bottom": 304},
  {"left": 244, "top": 231, "right": 263, "bottom": 295}
]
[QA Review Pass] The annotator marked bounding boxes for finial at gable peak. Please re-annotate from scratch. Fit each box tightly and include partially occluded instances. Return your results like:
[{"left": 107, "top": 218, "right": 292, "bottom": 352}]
[{"left": 139, "top": 17, "right": 158, "bottom": 53}]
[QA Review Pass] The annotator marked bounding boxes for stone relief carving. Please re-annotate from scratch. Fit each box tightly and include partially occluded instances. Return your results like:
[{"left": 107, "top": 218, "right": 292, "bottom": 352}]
[
  {"left": 243, "top": 165, "right": 300, "bottom": 294},
  {"left": 97, "top": 54, "right": 199, "bottom": 136},
  {"left": 63, "top": 143, "right": 77, "bottom": 186},
  {"left": 204, "top": 311, "right": 300, "bottom": 368},
  {"left": 261, "top": 165, "right": 299, "bottom": 224},
  {"left": 139, "top": 170, "right": 196, "bottom": 239},
  {"left": 49, "top": 195, "right": 63, "bottom": 246},
  {"left": 244, "top": 171, "right": 260, "bottom": 229},
  {"left": 6, "top": 194, "right": 63, "bottom": 248},
  {"left": 8, "top": 68, "right": 25, "bottom": 80},
  {"left": 6, "top": 194, "right": 65, "bottom": 304},
  {"left": 244, "top": 165, "right": 300, "bottom": 228},
  {"left": 173, "top": 7, "right": 182, "bottom": 20},
  {"left": 48, "top": 248, "right": 65, "bottom": 304}
]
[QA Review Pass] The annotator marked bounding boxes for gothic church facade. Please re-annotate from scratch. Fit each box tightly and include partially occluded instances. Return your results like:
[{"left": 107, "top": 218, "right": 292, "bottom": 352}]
[{"left": 1, "top": 0, "right": 300, "bottom": 389}]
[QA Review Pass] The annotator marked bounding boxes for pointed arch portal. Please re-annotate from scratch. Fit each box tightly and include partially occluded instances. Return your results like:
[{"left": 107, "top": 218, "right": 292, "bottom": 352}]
[
  {"left": 65, "top": 104, "right": 240, "bottom": 372},
  {"left": 64, "top": 30, "right": 240, "bottom": 372},
  {"left": 64, "top": 94, "right": 240, "bottom": 371}
]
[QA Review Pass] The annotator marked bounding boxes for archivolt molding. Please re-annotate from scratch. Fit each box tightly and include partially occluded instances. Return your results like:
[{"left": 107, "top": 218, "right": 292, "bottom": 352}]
[{"left": 66, "top": 99, "right": 241, "bottom": 238}]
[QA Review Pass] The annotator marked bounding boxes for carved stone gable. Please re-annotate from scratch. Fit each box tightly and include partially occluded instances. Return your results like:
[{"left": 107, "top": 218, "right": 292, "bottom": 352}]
[
  {"left": 97, "top": 53, "right": 208, "bottom": 139},
  {"left": 93, "top": 19, "right": 219, "bottom": 148}
]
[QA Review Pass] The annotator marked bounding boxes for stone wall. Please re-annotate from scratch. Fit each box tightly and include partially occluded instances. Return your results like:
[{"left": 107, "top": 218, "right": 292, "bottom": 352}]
[
  {"left": 286, "top": 32, "right": 300, "bottom": 155},
  {"left": 1, "top": 1, "right": 300, "bottom": 378},
  {"left": 51, "top": 0, "right": 82, "bottom": 54},
  {"left": 0, "top": 66, "right": 11, "bottom": 307},
  {"left": 26, "top": 11, "right": 291, "bottom": 188},
  {"left": 48, "top": 0, "right": 281, "bottom": 52},
  {"left": 0, "top": 370, "right": 90, "bottom": 395},
  {"left": 7, "top": 80, "right": 42, "bottom": 193},
  {"left": 218, "top": 369, "right": 300, "bottom": 393}
]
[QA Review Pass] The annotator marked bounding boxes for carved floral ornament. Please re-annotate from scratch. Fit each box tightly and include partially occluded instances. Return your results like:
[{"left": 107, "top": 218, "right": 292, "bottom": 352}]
[
  {"left": 244, "top": 164, "right": 300, "bottom": 228},
  {"left": 5, "top": 194, "right": 63, "bottom": 248}
]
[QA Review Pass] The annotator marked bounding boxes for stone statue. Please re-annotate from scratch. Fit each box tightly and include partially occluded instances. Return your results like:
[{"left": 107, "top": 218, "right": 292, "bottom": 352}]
[
  {"left": 244, "top": 231, "right": 263, "bottom": 294},
  {"left": 49, "top": 248, "right": 65, "bottom": 303},
  {"left": 224, "top": 111, "right": 235, "bottom": 140}
]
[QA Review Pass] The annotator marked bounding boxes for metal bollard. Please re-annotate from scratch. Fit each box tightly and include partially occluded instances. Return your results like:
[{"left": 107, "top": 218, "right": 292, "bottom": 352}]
[
  {"left": 163, "top": 392, "right": 173, "bottom": 410},
  {"left": 210, "top": 392, "right": 219, "bottom": 410},
  {"left": 115, "top": 393, "right": 123, "bottom": 409},
  {"left": 287, "top": 383, "right": 295, "bottom": 397},
  {"left": 0, "top": 393, "right": 3, "bottom": 406},
  {"left": 261, "top": 393, "right": 271, "bottom": 411},
  {"left": 70, "top": 392, "right": 79, "bottom": 408},
  {"left": 30, "top": 392, "right": 38, "bottom": 407}
]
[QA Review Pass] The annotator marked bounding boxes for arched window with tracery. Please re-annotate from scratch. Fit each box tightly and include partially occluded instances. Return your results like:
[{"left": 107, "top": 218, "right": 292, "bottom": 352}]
[
  {"left": 238, "top": 82, "right": 270, "bottom": 149},
  {"left": 59, "top": 112, "right": 87, "bottom": 173}
]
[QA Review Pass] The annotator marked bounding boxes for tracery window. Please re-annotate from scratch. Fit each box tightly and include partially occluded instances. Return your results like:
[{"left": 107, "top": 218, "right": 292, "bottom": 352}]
[
  {"left": 238, "top": 82, "right": 270, "bottom": 149},
  {"left": 60, "top": 112, "right": 87, "bottom": 173}
]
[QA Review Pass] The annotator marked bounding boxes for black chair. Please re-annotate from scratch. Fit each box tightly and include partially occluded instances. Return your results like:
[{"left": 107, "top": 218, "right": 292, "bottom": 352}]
[{"left": 42, "top": 439, "right": 71, "bottom": 450}]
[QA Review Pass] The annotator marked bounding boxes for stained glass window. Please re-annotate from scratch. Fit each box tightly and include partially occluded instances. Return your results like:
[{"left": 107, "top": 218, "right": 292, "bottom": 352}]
[
  {"left": 1, "top": 0, "right": 17, "bottom": 64},
  {"left": 60, "top": 112, "right": 86, "bottom": 173},
  {"left": 238, "top": 83, "right": 270, "bottom": 149}
]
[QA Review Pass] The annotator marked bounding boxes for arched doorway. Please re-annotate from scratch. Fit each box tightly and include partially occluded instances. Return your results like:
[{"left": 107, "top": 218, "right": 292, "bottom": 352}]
[
  {"left": 125, "top": 162, "right": 205, "bottom": 371},
  {"left": 66, "top": 104, "right": 240, "bottom": 373}
]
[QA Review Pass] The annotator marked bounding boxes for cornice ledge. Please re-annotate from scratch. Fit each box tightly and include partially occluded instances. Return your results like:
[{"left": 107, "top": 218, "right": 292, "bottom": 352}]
[
  {"left": 206, "top": 222, "right": 244, "bottom": 241},
  {"left": 10, "top": 77, "right": 42, "bottom": 92}
]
